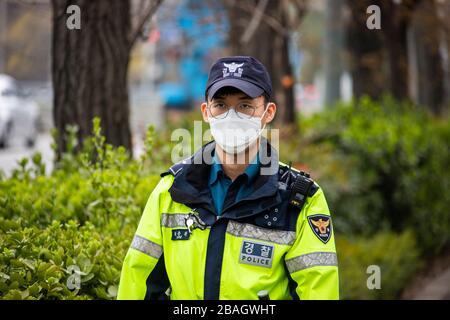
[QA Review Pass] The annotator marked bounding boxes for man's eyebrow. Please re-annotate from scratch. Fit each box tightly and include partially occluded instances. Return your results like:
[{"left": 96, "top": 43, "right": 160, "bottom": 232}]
[{"left": 213, "top": 94, "right": 252, "bottom": 100}]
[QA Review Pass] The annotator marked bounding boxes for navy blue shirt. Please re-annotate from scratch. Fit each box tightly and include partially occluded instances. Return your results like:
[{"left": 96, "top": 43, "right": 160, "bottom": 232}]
[{"left": 208, "top": 151, "right": 260, "bottom": 216}]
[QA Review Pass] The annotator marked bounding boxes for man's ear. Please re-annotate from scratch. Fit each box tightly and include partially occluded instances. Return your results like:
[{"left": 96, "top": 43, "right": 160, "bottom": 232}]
[
  {"left": 201, "top": 102, "right": 209, "bottom": 122},
  {"left": 263, "top": 102, "right": 277, "bottom": 124}
]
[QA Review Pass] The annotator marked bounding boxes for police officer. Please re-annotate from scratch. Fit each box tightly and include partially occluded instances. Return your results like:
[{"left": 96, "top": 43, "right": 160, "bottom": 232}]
[{"left": 117, "top": 56, "right": 339, "bottom": 300}]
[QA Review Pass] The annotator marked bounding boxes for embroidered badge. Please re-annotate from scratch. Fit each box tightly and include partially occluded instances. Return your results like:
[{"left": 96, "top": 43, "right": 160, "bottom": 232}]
[
  {"left": 223, "top": 62, "right": 244, "bottom": 78},
  {"left": 171, "top": 229, "right": 190, "bottom": 240},
  {"left": 308, "top": 214, "right": 332, "bottom": 244},
  {"left": 239, "top": 240, "right": 274, "bottom": 268}
]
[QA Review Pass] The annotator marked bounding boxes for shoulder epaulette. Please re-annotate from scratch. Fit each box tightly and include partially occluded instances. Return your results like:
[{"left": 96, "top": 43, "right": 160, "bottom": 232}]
[{"left": 160, "top": 156, "right": 193, "bottom": 177}]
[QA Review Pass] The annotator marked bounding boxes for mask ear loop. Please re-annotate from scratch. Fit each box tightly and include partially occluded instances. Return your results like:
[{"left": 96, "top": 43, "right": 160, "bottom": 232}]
[
  {"left": 259, "top": 103, "right": 270, "bottom": 133},
  {"left": 255, "top": 103, "right": 271, "bottom": 155}
]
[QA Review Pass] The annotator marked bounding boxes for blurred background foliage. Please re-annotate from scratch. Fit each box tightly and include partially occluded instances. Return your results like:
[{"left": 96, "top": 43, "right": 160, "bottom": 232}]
[
  {"left": 1, "top": 97, "right": 449, "bottom": 299},
  {"left": 1, "top": 0, "right": 450, "bottom": 300}
]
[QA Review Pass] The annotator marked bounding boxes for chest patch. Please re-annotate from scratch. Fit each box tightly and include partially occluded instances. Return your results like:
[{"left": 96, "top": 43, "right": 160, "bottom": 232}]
[
  {"left": 172, "top": 229, "right": 190, "bottom": 240},
  {"left": 239, "top": 240, "right": 274, "bottom": 268},
  {"left": 308, "top": 214, "right": 332, "bottom": 244}
]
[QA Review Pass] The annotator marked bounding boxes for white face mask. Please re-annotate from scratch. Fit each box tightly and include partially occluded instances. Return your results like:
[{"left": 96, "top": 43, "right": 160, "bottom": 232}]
[{"left": 208, "top": 106, "right": 268, "bottom": 154}]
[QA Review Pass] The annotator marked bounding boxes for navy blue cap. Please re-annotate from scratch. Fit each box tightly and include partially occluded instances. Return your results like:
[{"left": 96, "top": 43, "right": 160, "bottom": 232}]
[{"left": 205, "top": 56, "right": 272, "bottom": 100}]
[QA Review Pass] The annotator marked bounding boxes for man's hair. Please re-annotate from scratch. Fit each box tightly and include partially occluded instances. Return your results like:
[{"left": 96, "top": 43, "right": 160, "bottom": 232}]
[{"left": 206, "top": 86, "right": 270, "bottom": 104}]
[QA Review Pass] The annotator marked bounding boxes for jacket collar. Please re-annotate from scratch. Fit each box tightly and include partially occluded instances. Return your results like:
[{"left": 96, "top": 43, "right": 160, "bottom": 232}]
[{"left": 168, "top": 138, "right": 282, "bottom": 222}]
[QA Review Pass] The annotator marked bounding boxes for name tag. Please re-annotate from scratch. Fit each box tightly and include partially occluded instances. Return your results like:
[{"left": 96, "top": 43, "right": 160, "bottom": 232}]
[
  {"left": 172, "top": 229, "right": 190, "bottom": 240},
  {"left": 239, "top": 240, "right": 274, "bottom": 268}
]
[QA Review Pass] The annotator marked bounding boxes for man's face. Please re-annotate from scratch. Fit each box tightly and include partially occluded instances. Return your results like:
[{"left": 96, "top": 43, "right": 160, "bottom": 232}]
[{"left": 200, "top": 91, "right": 276, "bottom": 125}]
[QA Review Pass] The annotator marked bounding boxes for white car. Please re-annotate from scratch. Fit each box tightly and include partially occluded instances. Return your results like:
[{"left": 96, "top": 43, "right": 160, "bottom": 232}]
[{"left": 0, "top": 74, "right": 40, "bottom": 148}]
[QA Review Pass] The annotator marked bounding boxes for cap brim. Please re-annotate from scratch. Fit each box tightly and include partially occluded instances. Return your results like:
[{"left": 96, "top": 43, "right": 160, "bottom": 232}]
[{"left": 207, "top": 78, "right": 264, "bottom": 100}]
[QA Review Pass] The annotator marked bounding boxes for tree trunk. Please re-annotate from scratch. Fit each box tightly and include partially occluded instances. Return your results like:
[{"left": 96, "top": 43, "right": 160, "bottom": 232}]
[
  {"left": 324, "top": 0, "right": 343, "bottom": 107},
  {"left": 51, "top": 0, "right": 132, "bottom": 159},
  {"left": 272, "top": 2, "right": 295, "bottom": 125},
  {"left": 380, "top": 0, "right": 426, "bottom": 103},
  {"left": 345, "top": 0, "right": 385, "bottom": 100},
  {"left": 380, "top": 0, "right": 410, "bottom": 101},
  {"left": 411, "top": 0, "right": 445, "bottom": 114}
]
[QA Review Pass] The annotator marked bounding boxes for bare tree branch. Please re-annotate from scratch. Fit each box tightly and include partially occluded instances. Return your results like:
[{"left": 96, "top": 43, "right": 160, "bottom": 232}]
[
  {"left": 132, "top": 0, "right": 154, "bottom": 26},
  {"left": 227, "top": 0, "right": 308, "bottom": 37},
  {"left": 10, "top": 0, "right": 49, "bottom": 5},
  {"left": 231, "top": 1, "right": 289, "bottom": 36},
  {"left": 129, "top": 0, "right": 163, "bottom": 49},
  {"left": 288, "top": 0, "right": 308, "bottom": 29},
  {"left": 291, "top": 0, "right": 308, "bottom": 16},
  {"left": 137, "top": 0, "right": 147, "bottom": 17},
  {"left": 240, "top": 0, "right": 269, "bottom": 44}
]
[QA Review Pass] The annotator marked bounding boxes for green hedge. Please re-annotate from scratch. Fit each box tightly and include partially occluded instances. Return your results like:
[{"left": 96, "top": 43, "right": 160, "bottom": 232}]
[
  {"left": 337, "top": 230, "right": 421, "bottom": 300},
  {"left": 0, "top": 119, "right": 160, "bottom": 299},
  {"left": 283, "top": 97, "right": 450, "bottom": 253},
  {"left": 0, "top": 219, "right": 126, "bottom": 299}
]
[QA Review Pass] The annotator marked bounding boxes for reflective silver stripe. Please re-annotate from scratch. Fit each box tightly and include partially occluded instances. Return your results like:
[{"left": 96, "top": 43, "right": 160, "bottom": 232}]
[
  {"left": 161, "top": 213, "right": 188, "bottom": 228},
  {"left": 226, "top": 220, "right": 296, "bottom": 245},
  {"left": 161, "top": 213, "right": 209, "bottom": 229},
  {"left": 131, "top": 235, "right": 162, "bottom": 259},
  {"left": 286, "top": 252, "right": 338, "bottom": 273}
]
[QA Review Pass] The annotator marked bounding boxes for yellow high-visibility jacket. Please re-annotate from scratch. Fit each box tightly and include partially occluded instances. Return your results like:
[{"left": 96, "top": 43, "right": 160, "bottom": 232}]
[{"left": 118, "top": 141, "right": 339, "bottom": 300}]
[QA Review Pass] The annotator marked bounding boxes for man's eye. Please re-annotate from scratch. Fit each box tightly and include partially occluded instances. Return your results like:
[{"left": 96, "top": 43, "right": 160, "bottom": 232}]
[
  {"left": 213, "top": 103, "right": 226, "bottom": 109},
  {"left": 239, "top": 104, "right": 253, "bottom": 109}
]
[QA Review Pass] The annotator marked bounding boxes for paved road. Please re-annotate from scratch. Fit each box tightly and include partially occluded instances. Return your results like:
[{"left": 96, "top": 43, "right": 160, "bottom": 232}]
[
  {"left": 0, "top": 133, "right": 54, "bottom": 177},
  {"left": 411, "top": 266, "right": 450, "bottom": 300}
]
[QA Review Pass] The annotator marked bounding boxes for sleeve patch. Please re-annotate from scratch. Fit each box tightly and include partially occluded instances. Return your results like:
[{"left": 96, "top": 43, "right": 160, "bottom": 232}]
[{"left": 307, "top": 214, "right": 332, "bottom": 244}]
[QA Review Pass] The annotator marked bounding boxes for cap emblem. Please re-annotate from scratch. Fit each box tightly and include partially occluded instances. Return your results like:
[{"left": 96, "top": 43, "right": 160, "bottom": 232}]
[{"left": 223, "top": 62, "right": 244, "bottom": 78}]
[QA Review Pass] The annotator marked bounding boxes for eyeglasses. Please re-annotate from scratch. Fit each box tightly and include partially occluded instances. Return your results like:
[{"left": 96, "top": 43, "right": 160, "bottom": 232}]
[{"left": 207, "top": 102, "right": 267, "bottom": 119}]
